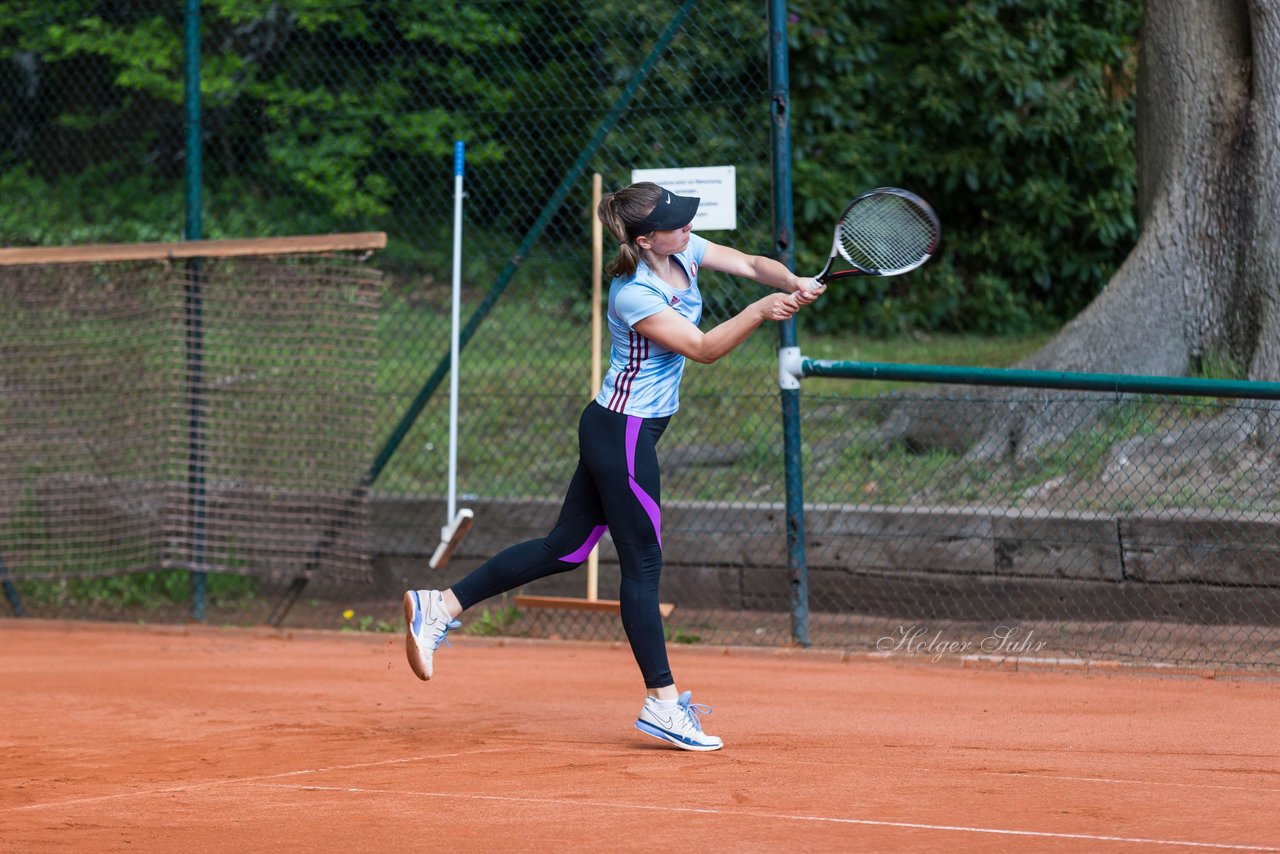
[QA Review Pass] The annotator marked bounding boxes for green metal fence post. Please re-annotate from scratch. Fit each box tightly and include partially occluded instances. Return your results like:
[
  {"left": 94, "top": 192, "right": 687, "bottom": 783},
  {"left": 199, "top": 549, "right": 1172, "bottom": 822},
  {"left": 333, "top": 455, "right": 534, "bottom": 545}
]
[
  {"left": 184, "top": 0, "right": 207, "bottom": 622},
  {"left": 770, "top": 0, "right": 809, "bottom": 648}
]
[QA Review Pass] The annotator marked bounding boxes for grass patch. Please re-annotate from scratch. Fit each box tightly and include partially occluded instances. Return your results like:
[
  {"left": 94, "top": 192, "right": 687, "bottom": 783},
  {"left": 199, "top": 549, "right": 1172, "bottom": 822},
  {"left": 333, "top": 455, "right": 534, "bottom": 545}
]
[
  {"left": 464, "top": 603, "right": 522, "bottom": 637},
  {"left": 369, "top": 286, "right": 1053, "bottom": 498},
  {"left": 17, "top": 571, "right": 258, "bottom": 612}
]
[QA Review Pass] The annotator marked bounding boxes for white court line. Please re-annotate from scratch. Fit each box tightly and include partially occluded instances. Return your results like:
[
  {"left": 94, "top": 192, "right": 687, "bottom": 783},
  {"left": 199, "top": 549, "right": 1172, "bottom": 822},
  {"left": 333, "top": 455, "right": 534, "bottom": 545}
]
[
  {"left": 12, "top": 742, "right": 1278, "bottom": 851},
  {"left": 4, "top": 748, "right": 507, "bottom": 813},
  {"left": 957, "top": 769, "right": 1280, "bottom": 795},
  {"left": 247, "top": 783, "right": 1280, "bottom": 852},
  {"left": 748, "top": 760, "right": 1280, "bottom": 795},
  {"left": 475, "top": 741, "right": 1280, "bottom": 796}
]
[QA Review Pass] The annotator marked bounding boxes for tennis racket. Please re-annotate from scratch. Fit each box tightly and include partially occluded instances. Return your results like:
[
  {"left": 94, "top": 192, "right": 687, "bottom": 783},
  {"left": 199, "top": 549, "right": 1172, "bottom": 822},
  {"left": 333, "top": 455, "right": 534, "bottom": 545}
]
[{"left": 813, "top": 187, "right": 940, "bottom": 283}]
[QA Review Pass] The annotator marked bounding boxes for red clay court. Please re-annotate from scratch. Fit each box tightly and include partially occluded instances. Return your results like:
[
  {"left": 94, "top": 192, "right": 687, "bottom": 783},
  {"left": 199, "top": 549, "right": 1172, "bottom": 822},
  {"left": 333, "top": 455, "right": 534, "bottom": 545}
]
[{"left": 3, "top": 620, "right": 1279, "bottom": 853}]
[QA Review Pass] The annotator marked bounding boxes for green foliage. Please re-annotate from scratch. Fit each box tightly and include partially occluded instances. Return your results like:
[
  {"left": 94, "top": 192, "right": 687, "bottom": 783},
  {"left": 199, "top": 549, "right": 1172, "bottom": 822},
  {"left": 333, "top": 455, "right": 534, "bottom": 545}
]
[
  {"left": 0, "top": 0, "right": 1142, "bottom": 334},
  {"left": 21, "top": 571, "right": 257, "bottom": 610},
  {"left": 1193, "top": 349, "right": 1248, "bottom": 382},
  {"left": 664, "top": 625, "right": 702, "bottom": 645},
  {"left": 340, "top": 609, "right": 397, "bottom": 632},
  {"left": 789, "top": 0, "right": 1141, "bottom": 334},
  {"left": 464, "top": 603, "right": 522, "bottom": 636}
]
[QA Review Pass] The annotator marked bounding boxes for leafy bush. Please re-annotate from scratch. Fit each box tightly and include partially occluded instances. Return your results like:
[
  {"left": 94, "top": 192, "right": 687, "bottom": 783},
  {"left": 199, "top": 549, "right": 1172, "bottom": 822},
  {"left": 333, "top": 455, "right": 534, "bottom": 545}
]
[
  {"left": 0, "top": 0, "right": 1142, "bottom": 335},
  {"left": 788, "top": 0, "right": 1141, "bottom": 334}
]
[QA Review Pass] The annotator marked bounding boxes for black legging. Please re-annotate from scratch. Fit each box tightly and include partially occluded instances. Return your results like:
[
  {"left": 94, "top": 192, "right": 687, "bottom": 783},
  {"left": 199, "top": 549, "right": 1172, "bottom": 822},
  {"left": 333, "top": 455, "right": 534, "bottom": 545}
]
[{"left": 451, "top": 401, "right": 673, "bottom": 688}]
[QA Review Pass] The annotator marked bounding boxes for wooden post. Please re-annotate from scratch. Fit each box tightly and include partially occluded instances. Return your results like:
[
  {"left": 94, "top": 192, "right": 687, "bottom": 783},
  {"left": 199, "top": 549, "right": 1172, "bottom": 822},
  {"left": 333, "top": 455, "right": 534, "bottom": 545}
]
[{"left": 588, "top": 173, "right": 604, "bottom": 602}]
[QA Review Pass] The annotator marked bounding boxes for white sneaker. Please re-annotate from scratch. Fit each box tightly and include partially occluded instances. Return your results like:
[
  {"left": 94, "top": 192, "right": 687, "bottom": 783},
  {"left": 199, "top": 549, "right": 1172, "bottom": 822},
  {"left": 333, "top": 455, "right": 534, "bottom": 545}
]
[
  {"left": 404, "top": 589, "right": 462, "bottom": 681},
  {"left": 635, "top": 691, "right": 724, "bottom": 752}
]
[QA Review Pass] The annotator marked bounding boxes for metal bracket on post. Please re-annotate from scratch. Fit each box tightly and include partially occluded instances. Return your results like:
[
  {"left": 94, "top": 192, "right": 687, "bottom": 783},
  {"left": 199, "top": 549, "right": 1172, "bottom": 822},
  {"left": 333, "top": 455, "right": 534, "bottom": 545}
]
[{"left": 778, "top": 346, "right": 803, "bottom": 390}]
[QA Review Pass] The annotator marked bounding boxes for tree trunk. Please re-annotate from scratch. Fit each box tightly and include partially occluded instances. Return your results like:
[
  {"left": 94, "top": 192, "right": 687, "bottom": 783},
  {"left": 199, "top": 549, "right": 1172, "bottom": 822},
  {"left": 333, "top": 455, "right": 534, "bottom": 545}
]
[
  {"left": 1246, "top": 0, "right": 1280, "bottom": 380},
  {"left": 883, "top": 1, "right": 1280, "bottom": 461},
  {"left": 1023, "top": 0, "right": 1264, "bottom": 378}
]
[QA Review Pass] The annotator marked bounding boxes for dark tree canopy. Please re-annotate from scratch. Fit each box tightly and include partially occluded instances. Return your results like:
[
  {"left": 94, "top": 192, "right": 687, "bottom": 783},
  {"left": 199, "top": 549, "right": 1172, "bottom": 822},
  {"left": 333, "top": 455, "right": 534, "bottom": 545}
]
[
  {"left": 787, "top": 0, "right": 1142, "bottom": 336},
  {"left": 1, "top": 0, "right": 1144, "bottom": 337}
]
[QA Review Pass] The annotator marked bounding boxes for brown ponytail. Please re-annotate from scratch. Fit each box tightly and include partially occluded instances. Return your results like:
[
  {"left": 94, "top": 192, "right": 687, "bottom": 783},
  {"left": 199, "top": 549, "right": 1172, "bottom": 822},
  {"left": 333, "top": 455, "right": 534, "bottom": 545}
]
[{"left": 598, "top": 182, "right": 663, "bottom": 279}]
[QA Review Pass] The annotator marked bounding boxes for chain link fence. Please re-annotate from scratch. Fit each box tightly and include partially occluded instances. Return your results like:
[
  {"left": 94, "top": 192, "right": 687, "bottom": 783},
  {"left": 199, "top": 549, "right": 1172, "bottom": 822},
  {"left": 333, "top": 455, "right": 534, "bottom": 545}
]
[
  {"left": 795, "top": 385, "right": 1280, "bottom": 670},
  {"left": 2, "top": 1, "right": 1278, "bottom": 671},
  {"left": 1, "top": 0, "right": 787, "bottom": 630}
]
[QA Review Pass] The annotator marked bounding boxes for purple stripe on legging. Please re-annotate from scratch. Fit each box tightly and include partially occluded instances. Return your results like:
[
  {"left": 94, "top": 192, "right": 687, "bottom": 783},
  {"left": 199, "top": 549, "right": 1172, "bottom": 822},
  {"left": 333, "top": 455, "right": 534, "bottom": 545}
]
[
  {"left": 625, "top": 415, "right": 642, "bottom": 477},
  {"left": 628, "top": 476, "right": 662, "bottom": 548},
  {"left": 559, "top": 524, "right": 607, "bottom": 563}
]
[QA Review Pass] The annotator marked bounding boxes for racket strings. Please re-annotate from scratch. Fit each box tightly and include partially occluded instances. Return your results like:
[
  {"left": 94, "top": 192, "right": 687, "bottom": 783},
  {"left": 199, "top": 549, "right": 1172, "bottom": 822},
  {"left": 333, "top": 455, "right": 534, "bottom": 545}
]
[{"left": 838, "top": 195, "right": 938, "bottom": 274}]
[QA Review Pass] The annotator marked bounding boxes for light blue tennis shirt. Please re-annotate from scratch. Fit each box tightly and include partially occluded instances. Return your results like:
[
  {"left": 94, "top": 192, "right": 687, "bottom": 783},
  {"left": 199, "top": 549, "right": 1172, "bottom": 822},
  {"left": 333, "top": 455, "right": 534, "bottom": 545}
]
[{"left": 596, "top": 233, "right": 708, "bottom": 418}]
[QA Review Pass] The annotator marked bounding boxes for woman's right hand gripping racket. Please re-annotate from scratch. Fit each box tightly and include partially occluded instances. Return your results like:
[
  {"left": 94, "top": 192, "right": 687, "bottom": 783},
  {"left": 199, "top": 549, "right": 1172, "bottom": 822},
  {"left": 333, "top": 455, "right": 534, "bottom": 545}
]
[{"left": 813, "top": 187, "right": 940, "bottom": 285}]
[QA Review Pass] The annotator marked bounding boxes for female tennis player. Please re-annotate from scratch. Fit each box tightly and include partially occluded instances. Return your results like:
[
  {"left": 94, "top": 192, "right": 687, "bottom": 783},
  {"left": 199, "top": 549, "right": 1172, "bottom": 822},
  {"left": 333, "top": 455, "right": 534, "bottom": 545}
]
[{"left": 405, "top": 182, "right": 824, "bottom": 751}]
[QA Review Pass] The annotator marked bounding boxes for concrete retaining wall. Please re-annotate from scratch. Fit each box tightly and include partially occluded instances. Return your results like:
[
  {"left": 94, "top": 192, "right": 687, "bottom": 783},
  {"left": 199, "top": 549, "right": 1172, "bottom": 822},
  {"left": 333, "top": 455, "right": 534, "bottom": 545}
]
[{"left": 373, "top": 497, "right": 1280, "bottom": 623}]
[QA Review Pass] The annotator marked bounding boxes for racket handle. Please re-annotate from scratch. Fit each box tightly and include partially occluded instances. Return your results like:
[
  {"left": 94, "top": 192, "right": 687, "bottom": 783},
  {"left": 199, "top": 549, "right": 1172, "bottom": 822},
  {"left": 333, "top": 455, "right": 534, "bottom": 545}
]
[{"left": 797, "top": 277, "right": 826, "bottom": 296}]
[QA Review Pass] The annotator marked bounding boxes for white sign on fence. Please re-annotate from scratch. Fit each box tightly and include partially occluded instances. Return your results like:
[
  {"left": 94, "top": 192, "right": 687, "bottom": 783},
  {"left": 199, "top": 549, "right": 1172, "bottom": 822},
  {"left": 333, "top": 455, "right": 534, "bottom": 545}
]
[{"left": 629, "top": 165, "right": 737, "bottom": 231}]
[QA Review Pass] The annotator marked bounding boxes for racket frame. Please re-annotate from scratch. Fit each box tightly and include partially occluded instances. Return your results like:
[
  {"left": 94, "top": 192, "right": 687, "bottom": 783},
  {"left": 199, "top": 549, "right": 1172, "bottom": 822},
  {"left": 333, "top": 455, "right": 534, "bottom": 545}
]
[{"left": 814, "top": 187, "right": 940, "bottom": 283}]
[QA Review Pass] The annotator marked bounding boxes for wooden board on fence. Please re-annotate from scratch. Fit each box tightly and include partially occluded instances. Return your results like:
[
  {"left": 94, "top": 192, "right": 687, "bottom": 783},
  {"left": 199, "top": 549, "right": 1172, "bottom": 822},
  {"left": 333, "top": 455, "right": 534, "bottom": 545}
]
[
  {"left": 514, "top": 594, "right": 675, "bottom": 619},
  {"left": 0, "top": 232, "right": 387, "bottom": 266}
]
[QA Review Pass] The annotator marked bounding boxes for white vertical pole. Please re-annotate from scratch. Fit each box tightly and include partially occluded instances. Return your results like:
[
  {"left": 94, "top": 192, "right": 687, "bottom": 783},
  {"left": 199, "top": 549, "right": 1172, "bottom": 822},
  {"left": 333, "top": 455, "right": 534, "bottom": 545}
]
[
  {"left": 448, "top": 140, "right": 464, "bottom": 523},
  {"left": 430, "top": 140, "right": 474, "bottom": 570}
]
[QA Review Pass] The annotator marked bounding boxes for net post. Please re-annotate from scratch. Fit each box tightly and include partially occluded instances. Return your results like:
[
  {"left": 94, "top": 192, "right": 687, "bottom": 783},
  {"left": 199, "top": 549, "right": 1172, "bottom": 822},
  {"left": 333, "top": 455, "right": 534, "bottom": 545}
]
[{"left": 770, "top": 0, "right": 810, "bottom": 648}]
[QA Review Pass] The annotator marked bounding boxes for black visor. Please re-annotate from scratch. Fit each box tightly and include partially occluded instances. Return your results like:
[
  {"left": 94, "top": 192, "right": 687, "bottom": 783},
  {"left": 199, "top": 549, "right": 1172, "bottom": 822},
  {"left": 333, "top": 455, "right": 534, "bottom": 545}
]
[{"left": 626, "top": 188, "right": 700, "bottom": 239}]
